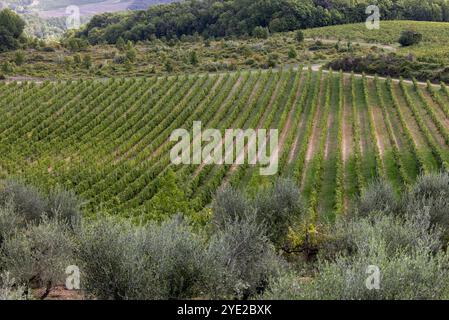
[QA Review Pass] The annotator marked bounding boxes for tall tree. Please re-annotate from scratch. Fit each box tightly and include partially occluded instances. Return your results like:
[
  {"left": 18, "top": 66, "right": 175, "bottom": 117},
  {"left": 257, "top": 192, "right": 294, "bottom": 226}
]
[{"left": 0, "top": 9, "right": 25, "bottom": 52}]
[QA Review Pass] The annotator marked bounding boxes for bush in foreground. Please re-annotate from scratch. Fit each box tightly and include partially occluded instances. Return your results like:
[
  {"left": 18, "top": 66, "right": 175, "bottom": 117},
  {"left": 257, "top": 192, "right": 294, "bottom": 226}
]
[{"left": 264, "top": 212, "right": 449, "bottom": 300}]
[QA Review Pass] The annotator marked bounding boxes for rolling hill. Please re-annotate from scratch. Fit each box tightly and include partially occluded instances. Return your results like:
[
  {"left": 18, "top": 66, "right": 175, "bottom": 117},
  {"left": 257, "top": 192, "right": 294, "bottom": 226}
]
[{"left": 2, "top": 67, "right": 449, "bottom": 221}]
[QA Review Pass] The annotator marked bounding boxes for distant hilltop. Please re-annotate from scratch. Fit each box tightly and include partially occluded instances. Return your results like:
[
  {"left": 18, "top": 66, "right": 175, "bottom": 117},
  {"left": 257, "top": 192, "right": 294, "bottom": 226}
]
[
  {"left": 0, "top": 0, "right": 179, "bottom": 18},
  {"left": 128, "top": 0, "right": 178, "bottom": 10}
]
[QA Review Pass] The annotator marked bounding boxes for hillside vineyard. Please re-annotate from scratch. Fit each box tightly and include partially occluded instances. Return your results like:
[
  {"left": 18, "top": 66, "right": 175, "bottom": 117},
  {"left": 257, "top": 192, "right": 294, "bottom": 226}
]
[{"left": 2, "top": 67, "right": 449, "bottom": 221}]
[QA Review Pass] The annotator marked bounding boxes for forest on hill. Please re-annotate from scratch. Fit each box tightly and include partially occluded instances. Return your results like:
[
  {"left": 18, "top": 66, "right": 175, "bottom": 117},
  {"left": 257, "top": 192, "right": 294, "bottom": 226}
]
[{"left": 79, "top": 0, "right": 449, "bottom": 43}]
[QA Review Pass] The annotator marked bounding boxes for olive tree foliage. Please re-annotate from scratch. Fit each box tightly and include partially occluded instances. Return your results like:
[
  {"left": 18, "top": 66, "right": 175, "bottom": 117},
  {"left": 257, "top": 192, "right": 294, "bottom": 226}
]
[
  {"left": 212, "top": 178, "right": 304, "bottom": 247},
  {"left": 254, "top": 178, "right": 305, "bottom": 246},
  {"left": 79, "top": 216, "right": 193, "bottom": 300},
  {"left": 76, "top": 216, "right": 152, "bottom": 300},
  {"left": 207, "top": 214, "right": 284, "bottom": 299},
  {"left": 320, "top": 209, "right": 443, "bottom": 261},
  {"left": 78, "top": 214, "right": 284, "bottom": 300},
  {"left": 265, "top": 245, "right": 449, "bottom": 300},
  {"left": 0, "top": 180, "right": 82, "bottom": 299},
  {"left": 0, "top": 272, "right": 29, "bottom": 300},
  {"left": 263, "top": 173, "right": 449, "bottom": 300},
  {"left": 0, "top": 180, "right": 47, "bottom": 225},
  {"left": 354, "top": 180, "right": 400, "bottom": 218},
  {"left": 404, "top": 171, "right": 449, "bottom": 239},
  {"left": 211, "top": 185, "right": 253, "bottom": 229},
  {"left": 0, "top": 179, "right": 82, "bottom": 230},
  {"left": 263, "top": 211, "right": 449, "bottom": 300},
  {"left": 1, "top": 217, "right": 74, "bottom": 295}
]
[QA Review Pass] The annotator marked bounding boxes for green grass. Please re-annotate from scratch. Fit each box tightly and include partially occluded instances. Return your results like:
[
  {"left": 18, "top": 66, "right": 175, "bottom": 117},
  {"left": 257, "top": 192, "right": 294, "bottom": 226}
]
[{"left": 303, "top": 20, "right": 449, "bottom": 64}]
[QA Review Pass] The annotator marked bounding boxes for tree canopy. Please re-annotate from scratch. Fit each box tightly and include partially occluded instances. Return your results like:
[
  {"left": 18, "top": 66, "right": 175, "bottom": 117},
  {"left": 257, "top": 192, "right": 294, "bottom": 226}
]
[
  {"left": 0, "top": 9, "right": 25, "bottom": 52},
  {"left": 77, "top": 0, "right": 449, "bottom": 44}
]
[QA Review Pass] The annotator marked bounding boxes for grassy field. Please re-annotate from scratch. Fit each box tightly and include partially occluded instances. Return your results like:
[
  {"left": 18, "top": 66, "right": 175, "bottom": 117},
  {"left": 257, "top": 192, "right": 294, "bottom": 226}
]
[
  {"left": 304, "top": 20, "right": 449, "bottom": 63},
  {"left": 1, "top": 67, "right": 449, "bottom": 222}
]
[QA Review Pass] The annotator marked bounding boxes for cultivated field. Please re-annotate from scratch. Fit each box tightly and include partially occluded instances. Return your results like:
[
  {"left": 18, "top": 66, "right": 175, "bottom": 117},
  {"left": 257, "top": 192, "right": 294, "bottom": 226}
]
[
  {"left": 2, "top": 68, "right": 449, "bottom": 221},
  {"left": 304, "top": 20, "right": 449, "bottom": 64}
]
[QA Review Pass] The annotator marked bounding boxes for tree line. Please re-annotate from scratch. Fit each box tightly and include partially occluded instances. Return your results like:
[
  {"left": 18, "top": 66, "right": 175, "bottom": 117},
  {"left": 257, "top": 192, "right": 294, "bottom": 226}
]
[{"left": 78, "top": 0, "right": 449, "bottom": 44}]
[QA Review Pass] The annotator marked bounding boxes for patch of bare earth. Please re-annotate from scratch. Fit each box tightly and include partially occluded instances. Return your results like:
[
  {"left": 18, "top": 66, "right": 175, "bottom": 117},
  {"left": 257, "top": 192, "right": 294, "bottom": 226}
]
[
  {"left": 288, "top": 75, "right": 310, "bottom": 164},
  {"left": 262, "top": 72, "right": 303, "bottom": 160},
  {"left": 392, "top": 83, "right": 425, "bottom": 148},
  {"left": 367, "top": 81, "right": 389, "bottom": 157},
  {"left": 300, "top": 76, "right": 327, "bottom": 189},
  {"left": 271, "top": 72, "right": 306, "bottom": 169},
  {"left": 34, "top": 286, "right": 85, "bottom": 300},
  {"left": 324, "top": 107, "right": 334, "bottom": 160},
  {"left": 342, "top": 77, "right": 352, "bottom": 163}
]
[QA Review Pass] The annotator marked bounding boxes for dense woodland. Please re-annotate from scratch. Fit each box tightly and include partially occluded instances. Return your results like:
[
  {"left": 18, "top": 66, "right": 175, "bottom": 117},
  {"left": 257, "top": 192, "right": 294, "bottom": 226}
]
[{"left": 79, "top": 0, "right": 449, "bottom": 43}]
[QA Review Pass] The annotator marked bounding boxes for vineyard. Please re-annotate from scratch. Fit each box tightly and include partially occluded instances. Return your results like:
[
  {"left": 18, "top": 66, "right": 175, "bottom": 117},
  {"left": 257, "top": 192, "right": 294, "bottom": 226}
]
[
  {"left": 303, "top": 20, "right": 449, "bottom": 64},
  {"left": 2, "top": 68, "right": 449, "bottom": 222}
]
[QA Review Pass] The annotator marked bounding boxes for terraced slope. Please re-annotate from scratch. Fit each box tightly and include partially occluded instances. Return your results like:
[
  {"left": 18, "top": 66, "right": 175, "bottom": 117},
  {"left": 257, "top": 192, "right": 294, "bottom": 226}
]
[{"left": 1, "top": 68, "right": 449, "bottom": 222}]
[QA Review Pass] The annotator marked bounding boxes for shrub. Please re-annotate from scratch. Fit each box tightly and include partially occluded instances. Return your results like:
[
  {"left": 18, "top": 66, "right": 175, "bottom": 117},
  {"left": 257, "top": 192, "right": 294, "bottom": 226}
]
[
  {"left": 288, "top": 47, "right": 297, "bottom": 59},
  {"left": 14, "top": 50, "right": 25, "bottom": 66},
  {"left": 0, "top": 180, "right": 46, "bottom": 224},
  {"left": 125, "top": 47, "right": 137, "bottom": 63},
  {"left": 47, "top": 188, "right": 82, "bottom": 231},
  {"left": 211, "top": 185, "right": 252, "bottom": 229},
  {"left": 254, "top": 178, "right": 304, "bottom": 246},
  {"left": 65, "top": 37, "right": 88, "bottom": 52},
  {"left": 355, "top": 180, "right": 399, "bottom": 217},
  {"left": 212, "top": 178, "right": 304, "bottom": 247},
  {"left": 142, "top": 216, "right": 209, "bottom": 299},
  {"left": 189, "top": 51, "right": 199, "bottom": 66},
  {"left": 253, "top": 26, "right": 269, "bottom": 39},
  {"left": 77, "top": 216, "right": 148, "bottom": 300},
  {"left": 0, "top": 200, "right": 23, "bottom": 246},
  {"left": 113, "top": 54, "right": 127, "bottom": 64},
  {"left": 83, "top": 54, "right": 92, "bottom": 69},
  {"left": 0, "top": 180, "right": 82, "bottom": 229},
  {"left": 0, "top": 272, "right": 29, "bottom": 300},
  {"left": 295, "top": 30, "right": 304, "bottom": 43},
  {"left": 1, "top": 61, "right": 14, "bottom": 74},
  {"left": 78, "top": 215, "right": 209, "bottom": 300},
  {"left": 207, "top": 214, "right": 284, "bottom": 299},
  {"left": 265, "top": 247, "right": 449, "bottom": 300},
  {"left": 405, "top": 172, "right": 449, "bottom": 239},
  {"left": 321, "top": 210, "right": 442, "bottom": 261},
  {"left": 399, "top": 30, "right": 423, "bottom": 46},
  {"left": 0, "top": 217, "right": 73, "bottom": 298},
  {"left": 264, "top": 213, "right": 449, "bottom": 300},
  {"left": 116, "top": 37, "right": 126, "bottom": 51}
]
